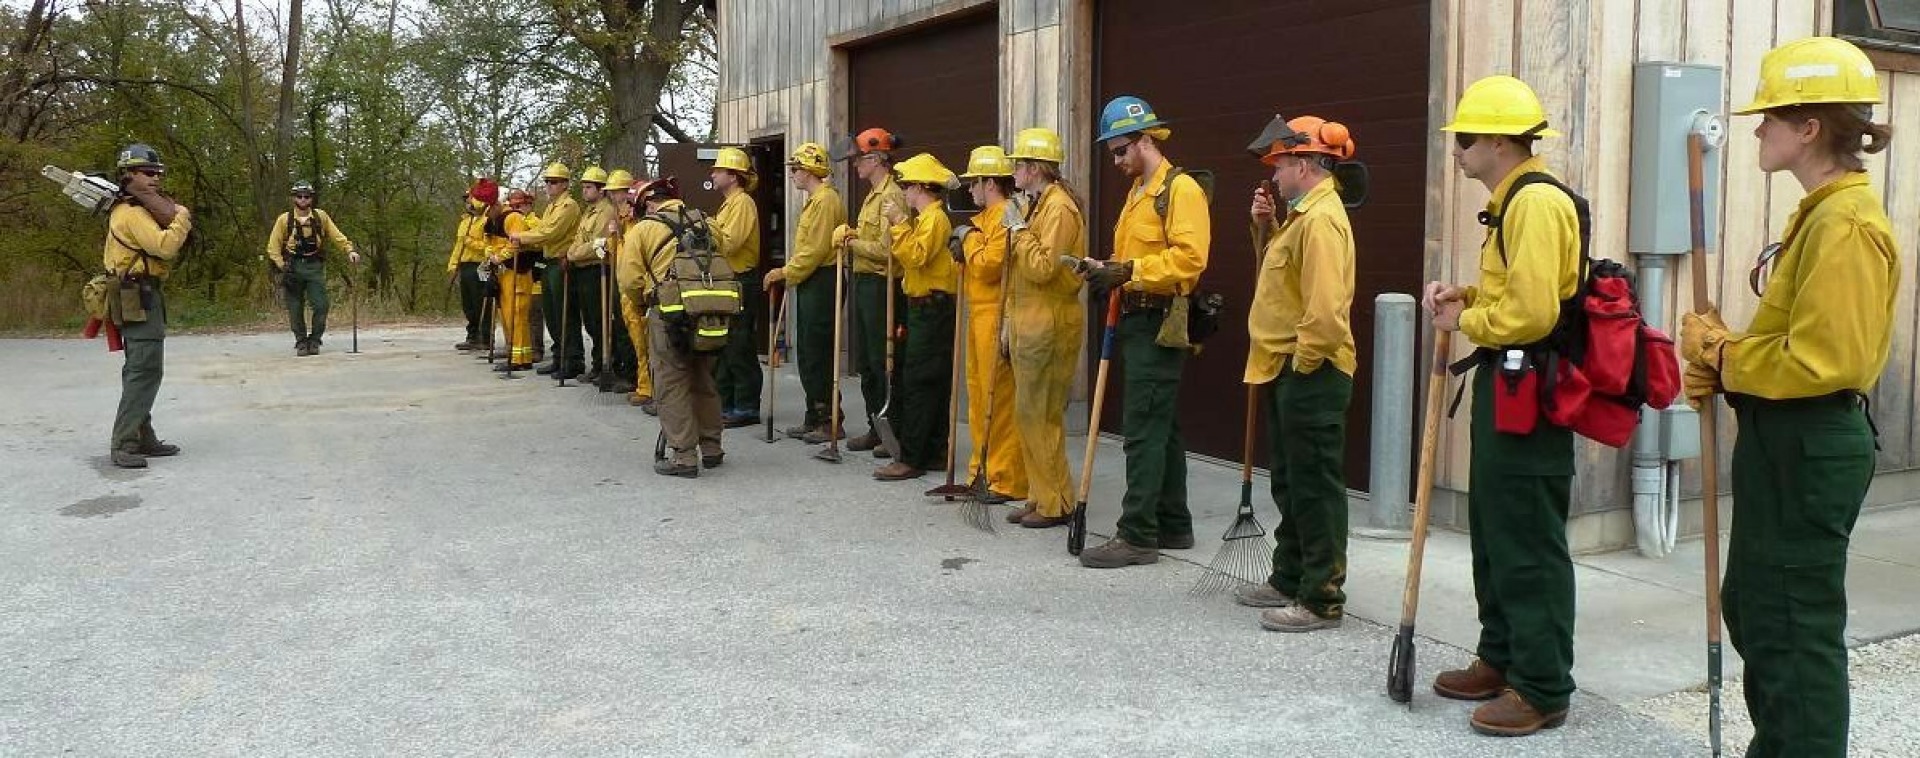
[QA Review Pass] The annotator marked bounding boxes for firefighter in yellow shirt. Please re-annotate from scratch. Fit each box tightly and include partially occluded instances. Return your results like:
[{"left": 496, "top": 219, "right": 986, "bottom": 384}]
[
  {"left": 1001, "top": 128, "right": 1085, "bottom": 528},
  {"left": 565, "top": 167, "right": 626, "bottom": 388},
  {"left": 512, "top": 163, "right": 582, "bottom": 378},
  {"left": 833, "top": 128, "right": 907, "bottom": 457},
  {"left": 101, "top": 143, "right": 193, "bottom": 469},
  {"left": 266, "top": 181, "right": 359, "bottom": 356},
  {"left": 1230, "top": 115, "right": 1359, "bottom": 634},
  {"left": 449, "top": 178, "right": 498, "bottom": 352},
  {"left": 950, "top": 146, "right": 1026, "bottom": 506},
  {"left": 601, "top": 169, "right": 641, "bottom": 397},
  {"left": 765, "top": 142, "right": 847, "bottom": 440},
  {"left": 1075, "top": 96, "right": 1210, "bottom": 569},
  {"left": 610, "top": 172, "right": 655, "bottom": 408},
  {"left": 1681, "top": 37, "right": 1898, "bottom": 757},
  {"left": 489, "top": 188, "right": 540, "bottom": 371},
  {"left": 873, "top": 154, "right": 960, "bottom": 480},
  {"left": 705, "top": 148, "right": 764, "bottom": 426},
  {"left": 1423, "top": 75, "right": 1583, "bottom": 737}
]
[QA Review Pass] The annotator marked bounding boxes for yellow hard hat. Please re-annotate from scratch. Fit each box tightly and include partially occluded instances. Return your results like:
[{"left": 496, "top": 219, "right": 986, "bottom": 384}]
[
  {"left": 1441, "top": 75, "right": 1561, "bottom": 137},
  {"left": 958, "top": 146, "right": 1013, "bottom": 178},
  {"left": 1735, "top": 36, "right": 1881, "bottom": 115},
  {"left": 1007, "top": 127, "right": 1065, "bottom": 163},
  {"left": 892, "top": 153, "right": 957, "bottom": 188},
  {"left": 541, "top": 162, "right": 572, "bottom": 181},
  {"left": 709, "top": 147, "right": 759, "bottom": 191},
  {"left": 605, "top": 169, "right": 635, "bottom": 190},
  {"left": 787, "top": 142, "right": 831, "bottom": 177},
  {"left": 579, "top": 166, "right": 609, "bottom": 185}
]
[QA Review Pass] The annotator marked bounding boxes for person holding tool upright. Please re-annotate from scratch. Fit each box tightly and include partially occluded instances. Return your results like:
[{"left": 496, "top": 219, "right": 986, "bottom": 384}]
[
  {"left": 949, "top": 145, "right": 1026, "bottom": 506},
  {"left": 266, "top": 181, "right": 359, "bottom": 357},
  {"left": 1074, "top": 96, "right": 1210, "bottom": 569},
  {"left": 705, "top": 147, "right": 765, "bottom": 427},
  {"left": 513, "top": 163, "right": 582, "bottom": 380},
  {"left": 448, "top": 178, "right": 497, "bottom": 352},
  {"left": 766, "top": 142, "right": 847, "bottom": 442},
  {"left": 1682, "top": 36, "right": 1897, "bottom": 758},
  {"left": 872, "top": 154, "right": 960, "bottom": 482},
  {"left": 1422, "top": 74, "right": 1582, "bottom": 737},
  {"left": 564, "top": 166, "right": 622, "bottom": 387},
  {"left": 101, "top": 143, "right": 193, "bottom": 469},
  {"left": 834, "top": 128, "right": 907, "bottom": 457},
  {"left": 489, "top": 188, "right": 540, "bottom": 372},
  {"left": 1000, "top": 127, "right": 1085, "bottom": 529},
  {"left": 1232, "top": 114, "right": 1359, "bottom": 633}
]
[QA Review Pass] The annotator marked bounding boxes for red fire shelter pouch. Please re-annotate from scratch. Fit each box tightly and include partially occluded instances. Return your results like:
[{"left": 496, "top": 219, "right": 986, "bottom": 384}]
[{"left": 1494, "top": 349, "right": 1541, "bottom": 435}]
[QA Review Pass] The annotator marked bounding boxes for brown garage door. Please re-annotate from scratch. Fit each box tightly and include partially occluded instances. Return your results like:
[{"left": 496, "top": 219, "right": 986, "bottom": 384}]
[
  {"left": 847, "top": 8, "right": 999, "bottom": 225},
  {"left": 1094, "top": 0, "right": 1432, "bottom": 491}
]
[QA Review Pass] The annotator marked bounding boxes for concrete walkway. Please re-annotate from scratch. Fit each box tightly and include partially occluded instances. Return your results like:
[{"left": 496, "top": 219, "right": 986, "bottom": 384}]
[{"left": 1, "top": 326, "right": 1911, "bottom": 756}]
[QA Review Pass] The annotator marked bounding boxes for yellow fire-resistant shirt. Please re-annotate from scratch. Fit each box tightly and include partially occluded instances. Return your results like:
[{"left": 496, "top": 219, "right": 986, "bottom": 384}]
[
  {"left": 847, "top": 175, "right": 904, "bottom": 275},
  {"left": 1007, "top": 183, "right": 1087, "bottom": 298},
  {"left": 1721, "top": 172, "right": 1899, "bottom": 398},
  {"left": 617, "top": 199, "right": 693, "bottom": 301},
  {"left": 1458, "top": 157, "right": 1582, "bottom": 348},
  {"left": 102, "top": 200, "right": 193, "bottom": 278},
  {"left": 710, "top": 189, "right": 761, "bottom": 274},
  {"left": 889, "top": 205, "right": 958, "bottom": 297},
  {"left": 963, "top": 199, "right": 1010, "bottom": 307},
  {"left": 1112, "top": 160, "right": 1210, "bottom": 295},
  {"left": 567, "top": 197, "right": 617, "bottom": 265},
  {"left": 517, "top": 193, "right": 580, "bottom": 259},
  {"left": 265, "top": 208, "right": 354, "bottom": 269},
  {"left": 446, "top": 209, "right": 490, "bottom": 272},
  {"left": 1245, "top": 176, "right": 1357, "bottom": 383},
  {"left": 784, "top": 184, "right": 846, "bottom": 286}
]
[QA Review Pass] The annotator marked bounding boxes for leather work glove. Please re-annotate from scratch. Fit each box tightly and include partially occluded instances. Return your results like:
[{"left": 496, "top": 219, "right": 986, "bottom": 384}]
[
  {"left": 1681, "top": 310, "right": 1731, "bottom": 368},
  {"left": 1684, "top": 361, "right": 1722, "bottom": 411},
  {"left": 1002, "top": 195, "right": 1030, "bottom": 232},
  {"left": 831, "top": 223, "right": 854, "bottom": 248},
  {"left": 948, "top": 225, "right": 976, "bottom": 264},
  {"left": 1084, "top": 259, "right": 1133, "bottom": 290}
]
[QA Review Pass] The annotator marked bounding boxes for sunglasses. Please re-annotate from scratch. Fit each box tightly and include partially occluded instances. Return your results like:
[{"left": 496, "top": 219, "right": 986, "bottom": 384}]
[
  {"left": 544, "top": 178, "right": 567, "bottom": 185},
  {"left": 1749, "top": 242, "right": 1784, "bottom": 298},
  {"left": 293, "top": 194, "right": 314, "bottom": 199},
  {"left": 1108, "top": 138, "right": 1137, "bottom": 158},
  {"left": 134, "top": 169, "right": 164, "bottom": 178},
  {"left": 1454, "top": 133, "right": 1480, "bottom": 151}
]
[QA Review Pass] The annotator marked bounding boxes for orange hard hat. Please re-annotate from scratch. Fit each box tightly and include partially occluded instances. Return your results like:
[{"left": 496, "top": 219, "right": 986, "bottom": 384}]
[
  {"left": 1260, "top": 116, "right": 1356, "bottom": 165},
  {"left": 852, "top": 127, "right": 901, "bottom": 155}
]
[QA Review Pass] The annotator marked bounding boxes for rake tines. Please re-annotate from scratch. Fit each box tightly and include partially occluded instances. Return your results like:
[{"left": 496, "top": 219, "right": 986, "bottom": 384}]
[{"left": 1190, "top": 495, "right": 1273, "bottom": 597}]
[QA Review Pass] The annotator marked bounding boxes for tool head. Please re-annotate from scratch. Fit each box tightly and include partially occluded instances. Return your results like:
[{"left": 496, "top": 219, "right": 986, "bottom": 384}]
[
  {"left": 1387, "top": 628, "right": 1416, "bottom": 704},
  {"left": 1067, "top": 504, "right": 1087, "bottom": 555},
  {"left": 813, "top": 445, "right": 842, "bottom": 464}
]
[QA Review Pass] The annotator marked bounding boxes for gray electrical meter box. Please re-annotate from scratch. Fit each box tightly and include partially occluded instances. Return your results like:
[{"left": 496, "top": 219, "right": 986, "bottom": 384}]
[{"left": 1628, "top": 62, "right": 1723, "bottom": 255}]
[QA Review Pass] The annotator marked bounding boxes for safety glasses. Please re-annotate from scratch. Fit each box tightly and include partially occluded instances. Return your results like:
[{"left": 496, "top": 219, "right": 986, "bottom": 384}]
[
  {"left": 543, "top": 178, "right": 566, "bottom": 185},
  {"left": 1453, "top": 133, "right": 1479, "bottom": 151},
  {"left": 1108, "top": 138, "right": 1138, "bottom": 158},
  {"left": 1749, "top": 242, "right": 1783, "bottom": 298},
  {"left": 134, "top": 169, "right": 164, "bottom": 178}
]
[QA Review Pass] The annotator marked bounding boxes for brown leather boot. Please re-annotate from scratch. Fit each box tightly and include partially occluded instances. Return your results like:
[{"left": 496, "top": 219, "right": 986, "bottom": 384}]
[
  {"left": 846, "top": 431, "right": 880, "bottom": 452},
  {"left": 1470, "top": 689, "right": 1567, "bottom": 737},
  {"left": 1433, "top": 659, "right": 1508, "bottom": 701},
  {"left": 1004, "top": 504, "right": 1036, "bottom": 524},
  {"left": 1078, "top": 537, "right": 1158, "bottom": 569},
  {"left": 1019, "top": 511, "right": 1071, "bottom": 529},
  {"left": 872, "top": 462, "right": 924, "bottom": 481}
]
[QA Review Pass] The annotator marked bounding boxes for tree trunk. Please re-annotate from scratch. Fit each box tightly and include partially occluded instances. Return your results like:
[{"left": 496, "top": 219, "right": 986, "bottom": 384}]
[
  {"left": 604, "top": 54, "right": 672, "bottom": 168},
  {"left": 275, "top": 0, "right": 303, "bottom": 192}
]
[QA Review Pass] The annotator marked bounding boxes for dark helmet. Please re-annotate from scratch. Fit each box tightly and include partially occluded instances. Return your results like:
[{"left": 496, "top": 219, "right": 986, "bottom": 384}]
[
  {"left": 116, "top": 143, "right": 165, "bottom": 173},
  {"left": 291, "top": 181, "right": 316, "bottom": 197}
]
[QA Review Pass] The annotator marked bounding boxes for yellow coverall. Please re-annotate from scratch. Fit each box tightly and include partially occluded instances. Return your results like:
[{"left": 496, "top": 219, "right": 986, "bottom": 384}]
[
  {"left": 960, "top": 198, "right": 1026, "bottom": 497},
  {"left": 1004, "top": 182, "right": 1087, "bottom": 518}
]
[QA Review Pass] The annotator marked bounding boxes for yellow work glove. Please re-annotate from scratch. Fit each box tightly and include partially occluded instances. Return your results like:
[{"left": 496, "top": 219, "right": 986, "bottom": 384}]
[
  {"left": 1684, "top": 362, "right": 1721, "bottom": 411},
  {"left": 831, "top": 223, "right": 853, "bottom": 248},
  {"left": 1680, "top": 310, "right": 1730, "bottom": 369}
]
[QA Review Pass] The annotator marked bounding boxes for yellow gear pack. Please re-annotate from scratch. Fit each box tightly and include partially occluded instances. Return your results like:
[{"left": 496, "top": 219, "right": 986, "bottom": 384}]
[{"left": 642, "top": 207, "right": 741, "bottom": 353}]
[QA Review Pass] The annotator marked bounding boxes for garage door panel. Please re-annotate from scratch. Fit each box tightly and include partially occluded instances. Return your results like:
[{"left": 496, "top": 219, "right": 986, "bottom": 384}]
[
  {"left": 849, "top": 9, "right": 999, "bottom": 208},
  {"left": 1097, "top": 0, "right": 1432, "bottom": 491}
]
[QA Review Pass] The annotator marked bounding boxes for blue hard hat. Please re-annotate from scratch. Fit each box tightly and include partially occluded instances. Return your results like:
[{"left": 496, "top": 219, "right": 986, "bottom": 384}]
[{"left": 1096, "top": 95, "right": 1167, "bottom": 143}]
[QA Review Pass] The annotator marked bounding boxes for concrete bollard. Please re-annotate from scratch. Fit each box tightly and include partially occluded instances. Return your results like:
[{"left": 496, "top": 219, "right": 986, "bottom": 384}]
[{"left": 1361, "top": 293, "right": 1416, "bottom": 538}]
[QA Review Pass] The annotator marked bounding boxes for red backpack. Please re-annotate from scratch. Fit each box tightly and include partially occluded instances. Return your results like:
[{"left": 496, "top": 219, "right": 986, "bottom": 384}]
[{"left": 1458, "top": 173, "right": 1682, "bottom": 448}]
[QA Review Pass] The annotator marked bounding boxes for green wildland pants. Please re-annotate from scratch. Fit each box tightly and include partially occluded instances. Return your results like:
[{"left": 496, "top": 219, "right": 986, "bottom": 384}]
[
  {"left": 1468, "top": 363, "right": 1576, "bottom": 714},
  {"left": 1114, "top": 309, "right": 1191, "bottom": 548},
  {"left": 1265, "top": 363, "right": 1353, "bottom": 619},
  {"left": 1725, "top": 392, "right": 1872, "bottom": 758},
  {"left": 794, "top": 274, "right": 837, "bottom": 427},
  {"left": 715, "top": 274, "right": 764, "bottom": 413},
  {"left": 284, "top": 256, "right": 330, "bottom": 341},
  {"left": 111, "top": 286, "right": 167, "bottom": 452},
  {"left": 898, "top": 297, "right": 954, "bottom": 469}
]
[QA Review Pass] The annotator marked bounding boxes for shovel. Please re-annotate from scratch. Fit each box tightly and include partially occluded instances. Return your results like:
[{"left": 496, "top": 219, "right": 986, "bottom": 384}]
[
  {"left": 1067, "top": 289, "right": 1123, "bottom": 556},
  {"left": 872, "top": 251, "right": 904, "bottom": 460},
  {"left": 1688, "top": 130, "right": 1727, "bottom": 757},
  {"left": 814, "top": 249, "right": 848, "bottom": 464},
  {"left": 1387, "top": 328, "right": 1451, "bottom": 704}
]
